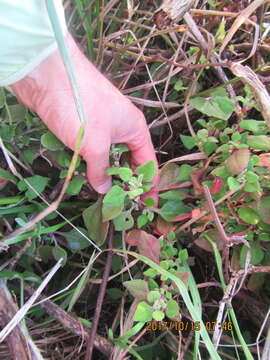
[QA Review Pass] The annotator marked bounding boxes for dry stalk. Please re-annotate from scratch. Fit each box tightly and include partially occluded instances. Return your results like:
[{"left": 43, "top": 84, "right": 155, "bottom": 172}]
[
  {"left": 24, "top": 285, "right": 113, "bottom": 356},
  {"left": 0, "top": 259, "right": 62, "bottom": 343},
  {"left": 219, "top": 0, "right": 267, "bottom": 54},
  {"left": 0, "top": 281, "right": 32, "bottom": 360},
  {"left": 230, "top": 62, "right": 270, "bottom": 129},
  {"left": 84, "top": 223, "right": 114, "bottom": 360}
]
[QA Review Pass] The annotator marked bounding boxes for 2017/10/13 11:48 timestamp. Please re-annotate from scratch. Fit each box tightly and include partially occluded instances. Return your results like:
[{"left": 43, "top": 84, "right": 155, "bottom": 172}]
[{"left": 145, "top": 321, "right": 233, "bottom": 332}]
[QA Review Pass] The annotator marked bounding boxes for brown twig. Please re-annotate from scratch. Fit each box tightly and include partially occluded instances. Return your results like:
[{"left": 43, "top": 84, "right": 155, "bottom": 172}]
[
  {"left": 23, "top": 284, "right": 113, "bottom": 356},
  {"left": 84, "top": 223, "right": 114, "bottom": 360},
  {"left": 119, "top": 328, "right": 147, "bottom": 360},
  {"left": 175, "top": 183, "right": 245, "bottom": 232}
]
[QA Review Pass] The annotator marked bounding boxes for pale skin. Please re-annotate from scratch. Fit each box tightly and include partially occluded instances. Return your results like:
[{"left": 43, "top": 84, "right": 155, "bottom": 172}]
[{"left": 10, "top": 33, "right": 158, "bottom": 202}]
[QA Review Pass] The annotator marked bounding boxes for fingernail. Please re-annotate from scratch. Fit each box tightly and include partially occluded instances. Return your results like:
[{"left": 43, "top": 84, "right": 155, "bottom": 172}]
[{"left": 97, "top": 178, "right": 111, "bottom": 194}]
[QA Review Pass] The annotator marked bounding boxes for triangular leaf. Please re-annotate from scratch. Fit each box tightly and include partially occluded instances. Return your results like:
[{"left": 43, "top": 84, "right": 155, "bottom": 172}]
[
  {"left": 83, "top": 198, "right": 109, "bottom": 246},
  {"left": 123, "top": 279, "right": 149, "bottom": 300}
]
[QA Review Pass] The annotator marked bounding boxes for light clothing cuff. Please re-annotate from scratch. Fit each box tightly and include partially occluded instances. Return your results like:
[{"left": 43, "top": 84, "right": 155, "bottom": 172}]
[{"left": 0, "top": 0, "right": 67, "bottom": 86}]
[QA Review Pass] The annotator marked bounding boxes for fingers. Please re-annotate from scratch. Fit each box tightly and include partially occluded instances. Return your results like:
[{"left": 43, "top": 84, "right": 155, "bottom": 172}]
[
  {"left": 126, "top": 118, "right": 159, "bottom": 205},
  {"left": 82, "top": 136, "right": 112, "bottom": 194}
]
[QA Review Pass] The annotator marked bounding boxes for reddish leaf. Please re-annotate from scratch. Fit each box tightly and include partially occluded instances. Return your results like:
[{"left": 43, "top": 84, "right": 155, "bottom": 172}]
[
  {"left": 195, "top": 229, "right": 225, "bottom": 252},
  {"left": 158, "top": 163, "right": 180, "bottom": 189},
  {"left": 256, "top": 196, "right": 270, "bottom": 225},
  {"left": 126, "top": 229, "right": 160, "bottom": 264},
  {"left": 172, "top": 271, "right": 189, "bottom": 292},
  {"left": 192, "top": 208, "right": 201, "bottom": 218},
  {"left": 171, "top": 213, "right": 191, "bottom": 222},
  {"left": 123, "top": 279, "right": 149, "bottom": 300},
  {"left": 210, "top": 177, "right": 223, "bottom": 194},
  {"left": 225, "top": 149, "right": 250, "bottom": 175},
  {"left": 0, "top": 177, "right": 9, "bottom": 190},
  {"left": 155, "top": 216, "right": 176, "bottom": 236},
  {"left": 126, "top": 230, "right": 139, "bottom": 246},
  {"left": 258, "top": 153, "right": 270, "bottom": 167}
]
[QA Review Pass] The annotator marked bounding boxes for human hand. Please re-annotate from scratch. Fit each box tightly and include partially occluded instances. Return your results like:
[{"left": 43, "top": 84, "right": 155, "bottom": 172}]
[{"left": 10, "top": 33, "right": 158, "bottom": 201}]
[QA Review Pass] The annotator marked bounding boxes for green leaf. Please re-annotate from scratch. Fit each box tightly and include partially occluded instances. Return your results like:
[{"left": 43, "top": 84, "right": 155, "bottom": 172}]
[
  {"left": 141, "top": 183, "right": 152, "bottom": 194},
  {"left": 128, "top": 188, "right": 144, "bottom": 199},
  {"left": 148, "top": 279, "right": 159, "bottom": 290},
  {"left": 55, "top": 151, "right": 71, "bottom": 167},
  {"left": 165, "top": 299, "right": 180, "bottom": 319},
  {"left": 240, "top": 119, "right": 267, "bottom": 133},
  {"left": 159, "top": 200, "right": 189, "bottom": 222},
  {"left": 238, "top": 207, "right": 260, "bottom": 225},
  {"left": 247, "top": 135, "right": 270, "bottom": 150},
  {"left": 41, "top": 131, "right": 64, "bottom": 151},
  {"left": 136, "top": 160, "right": 156, "bottom": 181},
  {"left": 177, "top": 164, "right": 193, "bottom": 181},
  {"left": 113, "top": 211, "right": 134, "bottom": 231},
  {"left": 52, "top": 246, "right": 67, "bottom": 266},
  {"left": 39, "top": 245, "right": 54, "bottom": 263},
  {"left": 107, "top": 288, "right": 123, "bottom": 300},
  {"left": 215, "top": 17, "right": 225, "bottom": 42},
  {"left": 143, "top": 268, "right": 157, "bottom": 278},
  {"left": 5, "top": 104, "right": 26, "bottom": 122},
  {"left": 174, "top": 79, "right": 185, "bottom": 91},
  {"left": 21, "top": 271, "right": 41, "bottom": 282},
  {"left": 118, "top": 323, "right": 145, "bottom": 343},
  {"left": 180, "top": 135, "right": 196, "bottom": 150},
  {"left": 244, "top": 180, "right": 261, "bottom": 193},
  {"left": 144, "top": 197, "right": 155, "bottom": 207},
  {"left": 102, "top": 203, "right": 123, "bottom": 221},
  {"left": 256, "top": 196, "right": 270, "bottom": 225},
  {"left": 66, "top": 177, "right": 85, "bottom": 196},
  {"left": 106, "top": 167, "right": 133, "bottom": 181},
  {"left": 103, "top": 185, "right": 126, "bottom": 206},
  {"left": 83, "top": 198, "right": 109, "bottom": 246},
  {"left": 0, "top": 270, "right": 23, "bottom": 280},
  {"left": 124, "top": 280, "right": 149, "bottom": 300},
  {"left": 64, "top": 227, "right": 91, "bottom": 253},
  {"left": 147, "top": 290, "right": 161, "bottom": 303},
  {"left": 137, "top": 214, "right": 149, "bottom": 228},
  {"left": 202, "top": 142, "right": 217, "bottom": 156},
  {"left": 159, "top": 189, "right": 187, "bottom": 201},
  {"left": 22, "top": 149, "right": 35, "bottom": 165},
  {"left": 152, "top": 310, "right": 165, "bottom": 321},
  {"left": 190, "top": 96, "right": 234, "bottom": 120},
  {"left": 0, "top": 168, "right": 18, "bottom": 184},
  {"left": 227, "top": 177, "right": 241, "bottom": 191},
  {"left": 0, "top": 88, "right": 6, "bottom": 109},
  {"left": 259, "top": 232, "right": 270, "bottom": 242},
  {"left": 18, "top": 175, "right": 49, "bottom": 200},
  {"left": 240, "top": 243, "right": 264, "bottom": 267},
  {"left": 134, "top": 301, "right": 153, "bottom": 322}
]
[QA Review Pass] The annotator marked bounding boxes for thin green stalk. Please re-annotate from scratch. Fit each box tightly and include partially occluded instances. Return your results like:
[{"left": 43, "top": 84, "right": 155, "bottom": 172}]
[
  {"left": 206, "top": 235, "right": 254, "bottom": 360},
  {"left": 46, "top": 0, "right": 88, "bottom": 128},
  {"left": 116, "top": 249, "right": 223, "bottom": 360},
  {"left": 182, "top": 260, "right": 202, "bottom": 359}
]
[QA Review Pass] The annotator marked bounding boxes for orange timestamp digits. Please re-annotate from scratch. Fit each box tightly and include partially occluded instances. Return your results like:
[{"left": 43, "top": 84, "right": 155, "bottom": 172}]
[
  {"left": 145, "top": 321, "right": 201, "bottom": 332},
  {"left": 205, "top": 321, "right": 233, "bottom": 331},
  {"left": 145, "top": 321, "right": 233, "bottom": 332}
]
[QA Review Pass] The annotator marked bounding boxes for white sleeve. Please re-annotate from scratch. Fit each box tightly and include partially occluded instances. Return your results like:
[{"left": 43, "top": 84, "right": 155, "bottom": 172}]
[{"left": 0, "top": 0, "right": 67, "bottom": 86}]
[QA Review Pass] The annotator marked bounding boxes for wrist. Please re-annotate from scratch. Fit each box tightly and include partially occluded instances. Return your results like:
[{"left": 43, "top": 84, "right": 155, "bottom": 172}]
[{"left": 9, "top": 32, "right": 78, "bottom": 111}]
